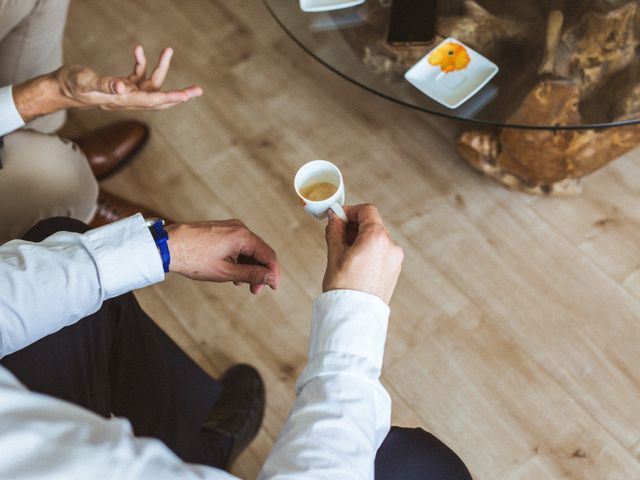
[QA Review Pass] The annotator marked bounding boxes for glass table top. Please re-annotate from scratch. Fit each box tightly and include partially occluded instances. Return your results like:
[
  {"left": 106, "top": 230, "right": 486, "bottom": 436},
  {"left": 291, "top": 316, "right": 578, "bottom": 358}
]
[{"left": 264, "top": 0, "right": 640, "bottom": 130}]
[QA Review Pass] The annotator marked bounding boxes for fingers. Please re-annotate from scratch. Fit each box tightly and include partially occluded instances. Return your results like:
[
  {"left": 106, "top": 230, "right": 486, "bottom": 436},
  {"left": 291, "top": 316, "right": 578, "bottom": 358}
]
[
  {"left": 234, "top": 279, "right": 265, "bottom": 295},
  {"left": 345, "top": 220, "right": 359, "bottom": 246},
  {"left": 134, "top": 83, "right": 202, "bottom": 105},
  {"left": 342, "top": 205, "right": 360, "bottom": 223},
  {"left": 225, "top": 263, "right": 277, "bottom": 291},
  {"left": 81, "top": 89, "right": 192, "bottom": 110},
  {"left": 344, "top": 204, "right": 383, "bottom": 226},
  {"left": 132, "top": 90, "right": 190, "bottom": 105},
  {"left": 74, "top": 45, "right": 202, "bottom": 111},
  {"left": 150, "top": 100, "right": 189, "bottom": 111},
  {"left": 126, "top": 88, "right": 200, "bottom": 107},
  {"left": 94, "top": 76, "right": 137, "bottom": 94},
  {"left": 342, "top": 204, "right": 387, "bottom": 243},
  {"left": 181, "top": 84, "right": 204, "bottom": 98},
  {"left": 240, "top": 233, "right": 278, "bottom": 270},
  {"left": 113, "top": 78, "right": 137, "bottom": 94},
  {"left": 326, "top": 210, "right": 347, "bottom": 255},
  {"left": 129, "top": 45, "right": 147, "bottom": 82},
  {"left": 342, "top": 204, "right": 396, "bottom": 255},
  {"left": 147, "top": 47, "right": 174, "bottom": 90},
  {"left": 239, "top": 233, "right": 280, "bottom": 290}
]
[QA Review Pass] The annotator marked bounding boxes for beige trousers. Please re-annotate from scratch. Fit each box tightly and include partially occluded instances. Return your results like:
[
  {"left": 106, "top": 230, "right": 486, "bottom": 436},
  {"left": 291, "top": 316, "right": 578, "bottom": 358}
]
[{"left": 0, "top": 0, "right": 97, "bottom": 243}]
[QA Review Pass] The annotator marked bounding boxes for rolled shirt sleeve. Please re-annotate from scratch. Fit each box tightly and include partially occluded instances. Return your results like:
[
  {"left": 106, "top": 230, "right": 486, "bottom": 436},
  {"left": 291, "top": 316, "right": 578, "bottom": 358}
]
[
  {"left": 0, "top": 86, "right": 25, "bottom": 136},
  {"left": 0, "top": 214, "right": 164, "bottom": 357}
]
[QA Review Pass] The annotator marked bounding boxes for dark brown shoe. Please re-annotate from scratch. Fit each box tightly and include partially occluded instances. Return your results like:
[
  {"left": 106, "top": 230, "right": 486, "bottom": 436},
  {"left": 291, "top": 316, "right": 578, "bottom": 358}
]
[
  {"left": 202, "top": 364, "right": 266, "bottom": 471},
  {"left": 89, "top": 189, "right": 173, "bottom": 228},
  {"left": 71, "top": 120, "right": 149, "bottom": 180}
]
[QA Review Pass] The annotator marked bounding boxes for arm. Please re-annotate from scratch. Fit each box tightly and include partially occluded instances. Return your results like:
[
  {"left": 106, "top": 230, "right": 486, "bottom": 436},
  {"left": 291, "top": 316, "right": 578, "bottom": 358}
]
[
  {"left": 8, "top": 45, "right": 202, "bottom": 127},
  {"left": 259, "top": 205, "right": 404, "bottom": 479},
  {"left": 259, "top": 290, "right": 391, "bottom": 480},
  {"left": 0, "top": 217, "right": 280, "bottom": 478},
  {"left": 0, "top": 216, "right": 279, "bottom": 358},
  {"left": 0, "top": 214, "right": 164, "bottom": 357},
  {"left": 0, "top": 366, "right": 238, "bottom": 479}
]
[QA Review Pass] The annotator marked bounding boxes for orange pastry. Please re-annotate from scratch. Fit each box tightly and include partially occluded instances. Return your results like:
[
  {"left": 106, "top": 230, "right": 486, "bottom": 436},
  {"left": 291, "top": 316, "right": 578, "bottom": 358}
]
[{"left": 428, "top": 42, "right": 471, "bottom": 73}]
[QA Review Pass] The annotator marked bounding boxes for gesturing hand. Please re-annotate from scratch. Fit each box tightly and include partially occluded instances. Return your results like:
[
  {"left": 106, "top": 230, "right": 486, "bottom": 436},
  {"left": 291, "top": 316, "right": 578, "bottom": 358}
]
[
  {"left": 323, "top": 204, "right": 404, "bottom": 304},
  {"left": 165, "top": 220, "right": 280, "bottom": 295},
  {"left": 56, "top": 45, "right": 202, "bottom": 111}
]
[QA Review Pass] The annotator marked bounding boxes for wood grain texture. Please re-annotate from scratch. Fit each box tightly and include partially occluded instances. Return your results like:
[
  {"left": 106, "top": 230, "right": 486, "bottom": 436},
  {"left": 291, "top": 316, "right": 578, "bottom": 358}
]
[
  {"left": 457, "top": 3, "right": 640, "bottom": 195},
  {"left": 61, "top": 1, "right": 640, "bottom": 478}
]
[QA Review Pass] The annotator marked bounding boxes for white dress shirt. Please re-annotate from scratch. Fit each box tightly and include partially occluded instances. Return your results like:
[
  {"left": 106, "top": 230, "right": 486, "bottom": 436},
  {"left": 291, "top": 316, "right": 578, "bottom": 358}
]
[
  {"left": 0, "top": 214, "right": 391, "bottom": 479},
  {"left": 0, "top": 85, "right": 25, "bottom": 137}
]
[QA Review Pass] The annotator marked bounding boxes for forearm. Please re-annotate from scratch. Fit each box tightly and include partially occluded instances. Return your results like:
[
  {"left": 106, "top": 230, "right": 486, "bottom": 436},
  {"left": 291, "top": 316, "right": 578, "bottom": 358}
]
[
  {"left": 0, "top": 367, "right": 236, "bottom": 479},
  {"left": 259, "top": 290, "right": 391, "bottom": 480},
  {"left": 11, "top": 70, "right": 76, "bottom": 123},
  {"left": 0, "top": 215, "right": 164, "bottom": 357}
]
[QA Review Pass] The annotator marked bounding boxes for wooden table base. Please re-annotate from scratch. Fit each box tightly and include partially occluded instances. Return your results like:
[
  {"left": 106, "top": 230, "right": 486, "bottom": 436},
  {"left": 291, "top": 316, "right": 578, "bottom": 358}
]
[{"left": 457, "top": 122, "right": 640, "bottom": 195}]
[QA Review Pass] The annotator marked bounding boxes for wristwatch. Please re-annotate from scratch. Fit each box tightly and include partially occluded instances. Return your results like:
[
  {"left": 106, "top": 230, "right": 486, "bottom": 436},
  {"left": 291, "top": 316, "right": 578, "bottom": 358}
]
[{"left": 145, "top": 217, "right": 171, "bottom": 273}]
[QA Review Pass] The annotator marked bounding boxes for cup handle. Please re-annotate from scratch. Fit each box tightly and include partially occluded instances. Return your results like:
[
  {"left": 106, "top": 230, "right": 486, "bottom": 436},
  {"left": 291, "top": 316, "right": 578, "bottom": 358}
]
[{"left": 329, "top": 203, "right": 348, "bottom": 223}]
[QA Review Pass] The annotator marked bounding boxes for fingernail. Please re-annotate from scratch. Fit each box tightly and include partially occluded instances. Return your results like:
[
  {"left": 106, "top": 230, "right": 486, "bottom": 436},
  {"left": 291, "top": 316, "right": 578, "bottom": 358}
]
[{"left": 264, "top": 274, "right": 273, "bottom": 285}]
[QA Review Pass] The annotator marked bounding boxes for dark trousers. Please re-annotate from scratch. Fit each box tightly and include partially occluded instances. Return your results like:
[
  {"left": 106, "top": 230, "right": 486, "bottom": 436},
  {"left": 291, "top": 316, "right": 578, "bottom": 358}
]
[{"left": 1, "top": 217, "right": 472, "bottom": 479}]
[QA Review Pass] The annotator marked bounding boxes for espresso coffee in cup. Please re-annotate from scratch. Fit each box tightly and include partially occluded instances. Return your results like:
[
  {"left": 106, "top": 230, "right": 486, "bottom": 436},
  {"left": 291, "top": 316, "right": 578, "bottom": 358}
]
[
  {"left": 294, "top": 160, "right": 348, "bottom": 223},
  {"left": 300, "top": 182, "right": 338, "bottom": 202}
]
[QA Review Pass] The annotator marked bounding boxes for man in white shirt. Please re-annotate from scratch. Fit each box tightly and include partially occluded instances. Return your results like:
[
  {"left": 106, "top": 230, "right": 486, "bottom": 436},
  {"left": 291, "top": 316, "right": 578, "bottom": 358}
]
[
  {"left": 0, "top": 205, "right": 472, "bottom": 479},
  {"left": 0, "top": 0, "right": 203, "bottom": 242}
]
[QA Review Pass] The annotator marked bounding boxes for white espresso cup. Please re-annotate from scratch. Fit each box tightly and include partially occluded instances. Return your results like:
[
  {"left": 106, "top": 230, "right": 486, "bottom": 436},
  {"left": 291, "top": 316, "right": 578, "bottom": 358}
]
[{"left": 294, "top": 160, "right": 348, "bottom": 223}]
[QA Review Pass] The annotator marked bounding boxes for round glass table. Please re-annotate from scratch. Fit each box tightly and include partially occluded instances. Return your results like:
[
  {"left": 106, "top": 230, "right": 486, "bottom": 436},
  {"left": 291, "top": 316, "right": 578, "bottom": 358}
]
[
  {"left": 264, "top": 0, "right": 640, "bottom": 193},
  {"left": 264, "top": 0, "right": 640, "bottom": 130}
]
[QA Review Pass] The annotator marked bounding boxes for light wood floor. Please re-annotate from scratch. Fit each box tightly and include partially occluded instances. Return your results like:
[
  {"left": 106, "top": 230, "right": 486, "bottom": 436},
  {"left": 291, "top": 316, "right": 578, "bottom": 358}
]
[{"left": 62, "top": 1, "right": 640, "bottom": 478}]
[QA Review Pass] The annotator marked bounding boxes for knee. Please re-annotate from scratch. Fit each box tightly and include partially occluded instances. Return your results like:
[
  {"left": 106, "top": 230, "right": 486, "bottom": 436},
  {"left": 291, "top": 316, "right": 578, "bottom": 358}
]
[
  {"left": 375, "top": 427, "right": 472, "bottom": 480},
  {"left": 3, "top": 130, "right": 98, "bottom": 222}
]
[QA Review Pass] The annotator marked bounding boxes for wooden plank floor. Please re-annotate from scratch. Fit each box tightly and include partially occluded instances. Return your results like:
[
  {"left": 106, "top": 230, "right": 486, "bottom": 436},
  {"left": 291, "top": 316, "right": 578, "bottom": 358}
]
[{"left": 62, "top": 1, "right": 640, "bottom": 478}]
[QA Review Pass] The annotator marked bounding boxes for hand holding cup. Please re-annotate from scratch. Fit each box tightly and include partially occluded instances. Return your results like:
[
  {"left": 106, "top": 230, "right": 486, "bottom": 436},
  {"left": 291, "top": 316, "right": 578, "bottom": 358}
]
[{"left": 323, "top": 204, "right": 404, "bottom": 304}]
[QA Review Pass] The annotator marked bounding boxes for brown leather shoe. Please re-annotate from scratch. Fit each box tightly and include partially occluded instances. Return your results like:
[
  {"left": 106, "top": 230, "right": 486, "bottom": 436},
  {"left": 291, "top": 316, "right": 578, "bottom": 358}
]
[
  {"left": 89, "top": 189, "right": 174, "bottom": 228},
  {"left": 71, "top": 120, "right": 149, "bottom": 180}
]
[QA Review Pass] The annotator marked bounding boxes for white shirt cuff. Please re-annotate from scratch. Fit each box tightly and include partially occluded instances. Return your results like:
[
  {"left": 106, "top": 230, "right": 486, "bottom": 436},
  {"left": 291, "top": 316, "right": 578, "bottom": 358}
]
[
  {"left": 82, "top": 214, "right": 165, "bottom": 297},
  {"left": 0, "top": 86, "right": 25, "bottom": 136},
  {"left": 309, "top": 290, "right": 390, "bottom": 371}
]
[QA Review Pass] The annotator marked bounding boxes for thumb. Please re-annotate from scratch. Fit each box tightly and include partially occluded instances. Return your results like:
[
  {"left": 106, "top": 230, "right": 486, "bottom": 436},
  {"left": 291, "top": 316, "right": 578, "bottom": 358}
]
[
  {"left": 325, "top": 210, "right": 347, "bottom": 258},
  {"left": 227, "top": 263, "right": 275, "bottom": 288}
]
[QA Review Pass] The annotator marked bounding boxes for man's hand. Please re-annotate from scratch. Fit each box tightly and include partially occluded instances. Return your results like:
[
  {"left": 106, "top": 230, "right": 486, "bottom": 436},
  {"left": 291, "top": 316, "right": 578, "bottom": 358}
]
[
  {"left": 323, "top": 204, "right": 403, "bottom": 304},
  {"left": 13, "top": 45, "right": 202, "bottom": 121},
  {"left": 165, "top": 220, "right": 280, "bottom": 295}
]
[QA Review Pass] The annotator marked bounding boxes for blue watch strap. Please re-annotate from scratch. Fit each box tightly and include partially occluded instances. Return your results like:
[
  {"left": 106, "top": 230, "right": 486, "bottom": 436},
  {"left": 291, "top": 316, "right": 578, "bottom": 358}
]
[{"left": 150, "top": 220, "right": 171, "bottom": 273}]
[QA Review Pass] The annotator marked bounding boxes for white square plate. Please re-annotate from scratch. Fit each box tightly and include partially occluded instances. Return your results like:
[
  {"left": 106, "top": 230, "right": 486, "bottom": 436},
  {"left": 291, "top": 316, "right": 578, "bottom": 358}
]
[
  {"left": 300, "top": 0, "right": 365, "bottom": 13},
  {"left": 404, "top": 37, "right": 499, "bottom": 109}
]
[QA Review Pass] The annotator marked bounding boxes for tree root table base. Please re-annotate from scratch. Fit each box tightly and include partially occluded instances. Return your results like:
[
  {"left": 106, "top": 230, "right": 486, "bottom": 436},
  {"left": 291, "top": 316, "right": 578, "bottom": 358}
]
[{"left": 457, "top": 120, "right": 640, "bottom": 196}]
